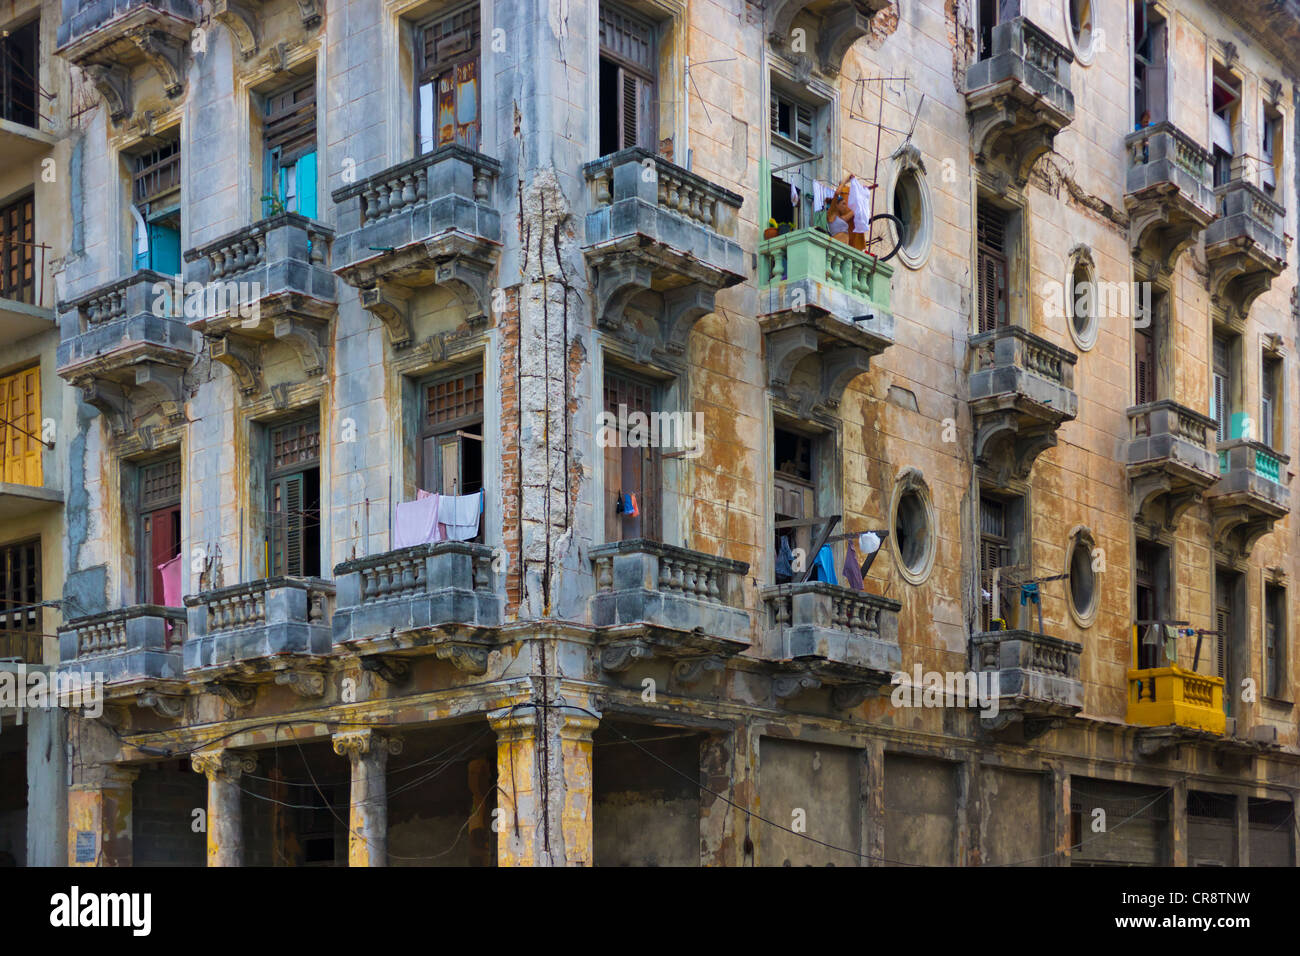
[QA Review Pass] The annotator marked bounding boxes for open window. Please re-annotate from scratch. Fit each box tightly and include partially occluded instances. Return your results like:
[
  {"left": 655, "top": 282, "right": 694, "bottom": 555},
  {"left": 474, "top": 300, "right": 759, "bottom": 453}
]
[
  {"left": 976, "top": 199, "right": 1011, "bottom": 332},
  {"left": 1261, "top": 103, "right": 1282, "bottom": 198},
  {"left": 768, "top": 86, "right": 820, "bottom": 232},
  {"left": 1265, "top": 583, "right": 1286, "bottom": 699},
  {"left": 0, "top": 191, "right": 35, "bottom": 305},
  {"left": 267, "top": 415, "right": 322, "bottom": 578},
  {"left": 129, "top": 134, "right": 182, "bottom": 275},
  {"left": 1134, "top": 540, "right": 1170, "bottom": 670},
  {"left": 1132, "top": 1, "right": 1166, "bottom": 127},
  {"left": 1211, "top": 64, "right": 1241, "bottom": 188},
  {"left": 0, "top": 538, "right": 39, "bottom": 663},
  {"left": 416, "top": 2, "right": 481, "bottom": 154},
  {"left": 1211, "top": 332, "right": 1238, "bottom": 443},
  {"left": 598, "top": 2, "right": 657, "bottom": 155},
  {"left": 977, "top": 0, "right": 1019, "bottom": 61},
  {"left": 1213, "top": 570, "right": 1239, "bottom": 715},
  {"left": 137, "top": 456, "right": 182, "bottom": 606},
  {"left": 419, "top": 366, "right": 485, "bottom": 541},
  {"left": 0, "top": 17, "right": 38, "bottom": 129},
  {"left": 261, "top": 76, "right": 317, "bottom": 219},
  {"left": 1262, "top": 350, "right": 1283, "bottom": 451},
  {"left": 979, "top": 492, "right": 1025, "bottom": 630},
  {"left": 603, "top": 368, "right": 661, "bottom": 543},
  {"left": 773, "top": 427, "right": 816, "bottom": 582}
]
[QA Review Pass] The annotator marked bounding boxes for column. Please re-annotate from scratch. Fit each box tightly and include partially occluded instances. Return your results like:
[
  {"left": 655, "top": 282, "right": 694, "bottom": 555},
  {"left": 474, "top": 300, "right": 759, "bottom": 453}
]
[
  {"left": 1171, "top": 778, "right": 1188, "bottom": 867},
  {"left": 1051, "top": 763, "right": 1071, "bottom": 866},
  {"left": 332, "top": 729, "right": 402, "bottom": 867},
  {"left": 489, "top": 701, "right": 599, "bottom": 866},
  {"left": 67, "top": 764, "right": 137, "bottom": 867},
  {"left": 1235, "top": 793, "right": 1250, "bottom": 866},
  {"left": 861, "top": 739, "right": 886, "bottom": 867},
  {"left": 700, "top": 729, "right": 736, "bottom": 867},
  {"left": 191, "top": 748, "right": 254, "bottom": 867}
]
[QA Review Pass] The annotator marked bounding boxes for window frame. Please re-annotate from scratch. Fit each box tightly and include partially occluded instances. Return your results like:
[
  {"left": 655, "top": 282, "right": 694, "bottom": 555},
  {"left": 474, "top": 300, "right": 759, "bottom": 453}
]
[
  {"left": 266, "top": 414, "right": 322, "bottom": 579},
  {"left": 261, "top": 75, "right": 318, "bottom": 219},
  {"left": 0, "top": 190, "right": 35, "bottom": 305},
  {"left": 415, "top": 1, "right": 482, "bottom": 155},
  {"left": 0, "top": 17, "right": 39, "bottom": 130},
  {"left": 603, "top": 366, "right": 662, "bottom": 545},
  {"left": 598, "top": 1, "right": 658, "bottom": 155},
  {"left": 1263, "top": 583, "right": 1286, "bottom": 700},
  {"left": 137, "top": 455, "right": 183, "bottom": 606},
  {"left": 0, "top": 363, "right": 42, "bottom": 488},
  {"left": 417, "top": 366, "right": 486, "bottom": 531}
]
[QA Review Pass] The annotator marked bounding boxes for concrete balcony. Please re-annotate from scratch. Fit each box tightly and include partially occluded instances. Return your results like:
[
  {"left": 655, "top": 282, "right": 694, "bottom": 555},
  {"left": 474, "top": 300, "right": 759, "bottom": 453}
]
[
  {"left": 56, "top": 270, "right": 199, "bottom": 435},
  {"left": 0, "top": 119, "right": 57, "bottom": 165},
  {"left": 1124, "top": 122, "right": 1216, "bottom": 275},
  {"left": 1205, "top": 179, "right": 1287, "bottom": 320},
  {"left": 56, "top": 0, "right": 198, "bottom": 120},
  {"left": 57, "top": 606, "right": 186, "bottom": 698},
  {"left": 1205, "top": 439, "right": 1290, "bottom": 559},
  {"left": 0, "top": 296, "right": 57, "bottom": 347},
  {"left": 972, "top": 628, "right": 1083, "bottom": 725},
  {"left": 965, "top": 17, "right": 1074, "bottom": 185},
  {"left": 333, "top": 542, "right": 503, "bottom": 675},
  {"left": 582, "top": 148, "right": 743, "bottom": 367},
  {"left": 969, "top": 325, "right": 1078, "bottom": 484},
  {"left": 1128, "top": 666, "right": 1226, "bottom": 736},
  {"left": 760, "top": 582, "right": 901, "bottom": 707},
  {"left": 1126, "top": 401, "right": 1219, "bottom": 531},
  {"left": 184, "top": 578, "right": 334, "bottom": 702},
  {"left": 0, "top": 481, "right": 62, "bottom": 522},
  {"left": 590, "top": 540, "right": 751, "bottom": 679},
  {"left": 331, "top": 145, "right": 502, "bottom": 347},
  {"left": 758, "top": 228, "right": 894, "bottom": 411},
  {"left": 183, "top": 213, "right": 336, "bottom": 393}
]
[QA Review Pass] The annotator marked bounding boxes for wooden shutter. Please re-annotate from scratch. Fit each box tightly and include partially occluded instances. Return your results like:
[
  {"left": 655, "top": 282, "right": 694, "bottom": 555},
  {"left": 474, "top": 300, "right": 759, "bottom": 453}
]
[
  {"left": 604, "top": 370, "right": 660, "bottom": 543},
  {"left": 601, "top": 3, "right": 655, "bottom": 151},
  {"left": 0, "top": 192, "right": 34, "bottom": 304},
  {"left": 1135, "top": 329, "right": 1154, "bottom": 406},
  {"left": 1, "top": 365, "right": 41, "bottom": 487},
  {"left": 977, "top": 203, "right": 1008, "bottom": 333},
  {"left": 145, "top": 507, "right": 180, "bottom": 604},
  {"left": 271, "top": 473, "right": 305, "bottom": 577}
]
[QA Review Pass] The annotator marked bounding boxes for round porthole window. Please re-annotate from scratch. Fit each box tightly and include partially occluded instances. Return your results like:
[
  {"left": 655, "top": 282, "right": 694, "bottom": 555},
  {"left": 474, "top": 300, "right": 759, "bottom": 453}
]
[
  {"left": 1064, "top": 0, "right": 1095, "bottom": 65},
  {"left": 1067, "top": 528, "right": 1099, "bottom": 627},
  {"left": 887, "top": 149, "right": 933, "bottom": 270},
  {"left": 1065, "top": 246, "right": 1099, "bottom": 351},
  {"left": 890, "top": 468, "right": 937, "bottom": 585}
]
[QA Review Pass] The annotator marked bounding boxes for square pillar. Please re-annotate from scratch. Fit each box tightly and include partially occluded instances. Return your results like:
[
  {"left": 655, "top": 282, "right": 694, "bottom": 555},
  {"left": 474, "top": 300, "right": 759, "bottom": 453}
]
[
  {"left": 490, "top": 706, "right": 540, "bottom": 867},
  {"left": 1051, "top": 764, "right": 1071, "bottom": 866},
  {"left": 332, "top": 729, "right": 402, "bottom": 867},
  {"left": 191, "top": 749, "right": 255, "bottom": 867},
  {"left": 1171, "top": 778, "right": 1188, "bottom": 866},
  {"left": 68, "top": 764, "right": 138, "bottom": 867},
  {"left": 861, "top": 739, "right": 885, "bottom": 867}
]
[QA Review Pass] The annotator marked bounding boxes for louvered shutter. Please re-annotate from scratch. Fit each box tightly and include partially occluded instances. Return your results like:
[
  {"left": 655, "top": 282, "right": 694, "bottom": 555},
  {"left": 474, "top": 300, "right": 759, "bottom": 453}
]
[
  {"left": 1212, "top": 372, "right": 1227, "bottom": 442},
  {"left": 617, "top": 68, "right": 646, "bottom": 150},
  {"left": 271, "top": 473, "right": 305, "bottom": 577},
  {"left": 1, "top": 366, "right": 41, "bottom": 487},
  {"left": 1135, "top": 329, "right": 1154, "bottom": 406}
]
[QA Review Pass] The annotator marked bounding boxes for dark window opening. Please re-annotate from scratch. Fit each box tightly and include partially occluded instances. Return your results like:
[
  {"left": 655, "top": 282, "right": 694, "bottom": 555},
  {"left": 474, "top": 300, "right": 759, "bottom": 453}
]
[
  {"left": 417, "top": 2, "right": 481, "bottom": 153},
  {"left": 1134, "top": 541, "right": 1170, "bottom": 670},
  {"left": 976, "top": 200, "right": 1009, "bottom": 333},
  {"left": 0, "top": 192, "right": 35, "bottom": 304},
  {"left": 1261, "top": 105, "right": 1282, "bottom": 197},
  {"left": 419, "top": 367, "right": 485, "bottom": 543},
  {"left": 1213, "top": 572, "right": 1237, "bottom": 715},
  {"left": 0, "top": 538, "right": 40, "bottom": 664},
  {"left": 1069, "top": 535, "right": 1096, "bottom": 619},
  {"left": 598, "top": 3, "right": 656, "bottom": 155},
  {"left": 774, "top": 427, "right": 815, "bottom": 582},
  {"left": 139, "top": 456, "right": 183, "bottom": 606},
  {"left": 262, "top": 77, "right": 317, "bottom": 219},
  {"left": 771, "top": 93, "right": 813, "bottom": 150},
  {"left": 268, "top": 416, "right": 322, "bottom": 578},
  {"left": 979, "top": 495, "right": 1019, "bottom": 630},
  {"left": 1211, "top": 65, "right": 1241, "bottom": 187},
  {"left": 1262, "top": 354, "right": 1282, "bottom": 450},
  {"left": 895, "top": 490, "right": 929, "bottom": 574},
  {"left": 769, "top": 174, "right": 798, "bottom": 228},
  {"left": 0, "top": 18, "right": 38, "bottom": 129},
  {"left": 604, "top": 369, "right": 661, "bottom": 543},
  {"left": 1264, "top": 584, "right": 1285, "bottom": 698},
  {"left": 1133, "top": 2, "right": 1167, "bottom": 126},
  {"left": 1212, "top": 334, "right": 1233, "bottom": 443}
]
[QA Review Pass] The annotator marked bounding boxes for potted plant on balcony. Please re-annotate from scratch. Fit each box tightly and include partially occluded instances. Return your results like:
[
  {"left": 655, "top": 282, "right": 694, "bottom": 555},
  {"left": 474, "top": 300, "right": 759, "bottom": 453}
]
[{"left": 764, "top": 218, "right": 780, "bottom": 240}]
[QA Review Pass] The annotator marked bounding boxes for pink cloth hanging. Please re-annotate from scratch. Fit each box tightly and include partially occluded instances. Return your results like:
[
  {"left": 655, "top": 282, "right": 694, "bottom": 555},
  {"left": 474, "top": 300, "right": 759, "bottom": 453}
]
[
  {"left": 157, "top": 553, "right": 184, "bottom": 607},
  {"left": 394, "top": 491, "right": 443, "bottom": 547}
]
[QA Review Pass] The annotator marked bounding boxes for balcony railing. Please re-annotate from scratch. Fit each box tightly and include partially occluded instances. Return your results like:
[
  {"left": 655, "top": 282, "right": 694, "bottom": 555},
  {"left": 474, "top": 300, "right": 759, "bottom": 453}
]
[
  {"left": 759, "top": 227, "right": 893, "bottom": 316},
  {"left": 590, "top": 539, "right": 750, "bottom": 646},
  {"left": 57, "top": 605, "right": 186, "bottom": 684},
  {"left": 761, "top": 580, "right": 901, "bottom": 677},
  {"left": 185, "top": 212, "right": 334, "bottom": 296},
  {"left": 1127, "top": 665, "right": 1226, "bottom": 735},
  {"left": 1124, "top": 122, "right": 1216, "bottom": 271},
  {"left": 1204, "top": 178, "right": 1287, "bottom": 316},
  {"left": 972, "top": 628, "right": 1083, "bottom": 716},
  {"left": 333, "top": 541, "right": 502, "bottom": 644},
  {"left": 184, "top": 577, "right": 334, "bottom": 670}
]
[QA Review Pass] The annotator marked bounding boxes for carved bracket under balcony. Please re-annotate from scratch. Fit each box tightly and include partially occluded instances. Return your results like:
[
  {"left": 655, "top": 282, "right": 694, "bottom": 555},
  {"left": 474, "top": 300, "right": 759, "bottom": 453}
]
[
  {"left": 771, "top": 662, "right": 881, "bottom": 709},
  {"left": 764, "top": 318, "right": 885, "bottom": 417},
  {"left": 203, "top": 680, "right": 258, "bottom": 709},
  {"left": 359, "top": 285, "right": 414, "bottom": 349},
  {"left": 767, "top": 0, "right": 887, "bottom": 75},
  {"left": 598, "top": 630, "right": 743, "bottom": 677},
  {"left": 273, "top": 667, "right": 326, "bottom": 698},
  {"left": 360, "top": 654, "right": 412, "bottom": 685},
  {"left": 596, "top": 264, "right": 720, "bottom": 368},
  {"left": 136, "top": 689, "right": 187, "bottom": 719},
  {"left": 82, "top": 64, "right": 132, "bottom": 122},
  {"left": 973, "top": 410, "right": 1060, "bottom": 484},
  {"left": 210, "top": 0, "right": 259, "bottom": 57},
  {"left": 71, "top": 360, "right": 189, "bottom": 436},
  {"left": 1210, "top": 505, "right": 1282, "bottom": 563},
  {"left": 1129, "top": 194, "right": 1214, "bottom": 277},
  {"left": 1205, "top": 181, "right": 1287, "bottom": 320},
  {"left": 1131, "top": 471, "right": 1204, "bottom": 533},
  {"left": 208, "top": 334, "right": 264, "bottom": 396},
  {"left": 969, "top": 97, "right": 1062, "bottom": 186}
]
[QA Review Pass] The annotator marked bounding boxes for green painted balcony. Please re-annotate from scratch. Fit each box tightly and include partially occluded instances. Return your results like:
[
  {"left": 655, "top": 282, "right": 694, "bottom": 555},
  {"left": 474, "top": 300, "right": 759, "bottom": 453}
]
[{"left": 1206, "top": 439, "right": 1290, "bottom": 559}]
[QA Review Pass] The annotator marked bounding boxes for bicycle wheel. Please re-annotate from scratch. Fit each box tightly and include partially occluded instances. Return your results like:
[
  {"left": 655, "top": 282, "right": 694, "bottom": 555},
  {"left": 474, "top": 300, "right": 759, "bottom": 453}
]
[{"left": 866, "top": 213, "right": 904, "bottom": 263}]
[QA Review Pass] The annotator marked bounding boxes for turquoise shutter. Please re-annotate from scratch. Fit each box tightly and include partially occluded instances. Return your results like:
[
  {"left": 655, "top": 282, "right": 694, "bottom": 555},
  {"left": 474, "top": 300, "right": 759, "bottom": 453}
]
[
  {"left": 147, "top": 222, "right": 181, "bottom": 276},
  {"left": 295, "top": 150, "right": 317, "bottom": 219}
]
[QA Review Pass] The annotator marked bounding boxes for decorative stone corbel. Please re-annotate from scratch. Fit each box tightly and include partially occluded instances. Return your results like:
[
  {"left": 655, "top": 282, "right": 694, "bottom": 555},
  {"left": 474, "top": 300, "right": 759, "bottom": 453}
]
[
  {"left": 359, "top": 285, "right": 413, "bottom": 349},
  {"left": 77, "top": 378, "right": 131, "bottom": 435},
  {"left": 82, "top": 63, "right": 131, "bottom": 122},
  {"left": 816, "top": 4, "right": 872, "bottom": 75},
  {"left": 830, "top": 683, "right": 874, "bottom": 710},
  {"left": 273, "top": 669, "right": 326, "bottom": 698},
  {"left": 206, "top": 681, "right": 257, "bottom": 709},
  {"left": 210, "top": 0, "right": 260, "bottom": 58},
  {"left": 661, "top": 284, "right": 716, "bottom": 354},
  {"left": 773, "top": 672, "right": 820, "bottom": 700},
  {"left": 600, "top": 640, "right": 654, "bottom": 673},
  {"left": 132, "top": 362, "right": 189, "bottom": 423},
  {"left": 295, "top": 0, "right": 323, "bottom": 30},
  {"left": 209, "top": 334, "right": 264, "bottom": 395},
  {"left": 273, "top": 316, "right": 327, "bottom": 376},
  {"left": 433, "top": 257, "right": 493, "bottom": 326},
  {"left": 360, "top": 654, "right": 410, "bottom": 685},
  {"left": 593, "top": 260, "right": 653, "bottom": 331},
  {"left": 672, "top": 655, "right": 724, "bottom": 686},
  {"left": 332, "top": 728, "right": 402, "bottom": 761},
  {"left": 137, "top": 690, "right": 186, "bottom": 719},
  {"left": 128, "top": 27, "right": 187, "bottom": 98},
  {"left": 432, "top": 642, "right": 491, "bottom": 675}
]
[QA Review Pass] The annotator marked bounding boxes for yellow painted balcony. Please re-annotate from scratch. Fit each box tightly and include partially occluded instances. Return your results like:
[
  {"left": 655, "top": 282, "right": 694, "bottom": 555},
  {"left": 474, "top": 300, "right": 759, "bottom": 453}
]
[{"left": 1127, "top": 666, "right": 1225, "bottom": 735}]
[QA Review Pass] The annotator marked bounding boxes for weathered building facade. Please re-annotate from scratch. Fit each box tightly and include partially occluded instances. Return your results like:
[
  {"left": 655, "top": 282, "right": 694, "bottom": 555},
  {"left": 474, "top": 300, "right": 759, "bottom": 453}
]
[{"left": 33, "top": 0, "right": 1300, "bottom": 865}]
